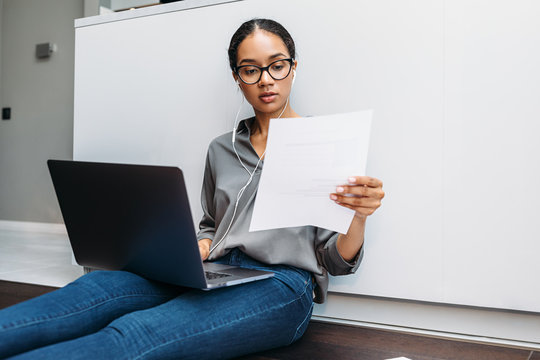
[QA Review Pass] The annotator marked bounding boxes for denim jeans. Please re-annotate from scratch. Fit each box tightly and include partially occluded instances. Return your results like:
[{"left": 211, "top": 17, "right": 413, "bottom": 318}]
[{"left": 0, "top": 249, "right": 314, "bottom": 359}]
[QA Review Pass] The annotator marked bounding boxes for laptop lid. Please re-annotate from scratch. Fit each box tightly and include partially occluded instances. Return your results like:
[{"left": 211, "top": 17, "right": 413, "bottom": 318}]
[{"left": 47, "top": 160, "right": 273, "bottom": 289}]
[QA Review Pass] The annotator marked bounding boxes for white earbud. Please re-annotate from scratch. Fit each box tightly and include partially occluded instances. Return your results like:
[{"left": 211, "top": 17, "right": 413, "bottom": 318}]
[
  {"left": 291, "top": 70, "right": 297, "bottom": 87},
  {"left": 236, "top": 79, "right": 245, "bottom": 96}
]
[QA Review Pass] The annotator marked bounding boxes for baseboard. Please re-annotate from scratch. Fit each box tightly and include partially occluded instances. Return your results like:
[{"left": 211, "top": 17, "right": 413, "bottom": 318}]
[
  {"left": 0, "top": 220, "right": 67, "bottom": 234},
  {"left": 311, "top": 315, "right": 540, "bottom": 351}
]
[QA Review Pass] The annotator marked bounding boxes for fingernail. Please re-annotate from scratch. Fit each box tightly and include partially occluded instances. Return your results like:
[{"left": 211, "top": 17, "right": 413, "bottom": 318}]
[
  {"left": 348, "top": 177, "right": 356, "bottom": 183},
  {"left": 336, "top": 186, "right": 344, "bottom": 193},
  {"left": 330, "top": 194, "right": 338, "bottom": 200}
]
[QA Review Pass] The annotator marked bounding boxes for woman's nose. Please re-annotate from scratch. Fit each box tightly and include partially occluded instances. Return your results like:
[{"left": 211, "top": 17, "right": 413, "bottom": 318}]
[{"left": 258, "top": 69, "right": 274, "bottom": 86}]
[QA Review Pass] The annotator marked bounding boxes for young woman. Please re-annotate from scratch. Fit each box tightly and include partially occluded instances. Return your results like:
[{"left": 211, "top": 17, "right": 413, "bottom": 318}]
[{"left": 0, "top": 19, "right": 384, "bottom": 359}]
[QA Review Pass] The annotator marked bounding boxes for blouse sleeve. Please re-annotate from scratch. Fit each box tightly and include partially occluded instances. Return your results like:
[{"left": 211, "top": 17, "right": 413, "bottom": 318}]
[
  {"left": 197, "top": 149, "right": 216, "bottom": 242},
  {"left": 315, "top": 227, "right": 364, "bottom": 275}
]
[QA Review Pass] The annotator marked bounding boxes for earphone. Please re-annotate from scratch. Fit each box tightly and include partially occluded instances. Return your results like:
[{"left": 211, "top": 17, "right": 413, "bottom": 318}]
[{"left": 208, "top": 74, "right": 293, "bottom": 255}]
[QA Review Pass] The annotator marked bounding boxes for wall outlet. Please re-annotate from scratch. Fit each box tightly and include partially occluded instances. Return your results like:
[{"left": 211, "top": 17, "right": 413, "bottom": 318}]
[
  {"left": 2, "top": 107, "right": 11, "bottom": 120},
  {"left": 36, "top": 43, "right": 56, "bottom": 59}
]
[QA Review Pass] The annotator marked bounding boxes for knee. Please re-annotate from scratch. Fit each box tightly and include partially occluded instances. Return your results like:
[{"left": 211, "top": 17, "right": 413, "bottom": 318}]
[
  {"left": 74, "top": 270, "right": 181, "bottom": 299},
  {"left": 73, "top": 270, "right": 149, "bottom": 292},
  {"left": 78, "top": 270, "right": 136, "bottom": 284}
]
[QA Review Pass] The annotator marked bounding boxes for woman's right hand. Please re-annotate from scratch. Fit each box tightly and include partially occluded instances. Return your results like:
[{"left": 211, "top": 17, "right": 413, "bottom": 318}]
[{"left": 198, "top": 238, "right": 212, "bottom": 261}]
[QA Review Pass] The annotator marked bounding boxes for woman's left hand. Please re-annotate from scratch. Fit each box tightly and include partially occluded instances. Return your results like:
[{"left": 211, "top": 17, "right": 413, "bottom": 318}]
[{"left": 330, "top": 176, "right": 385, "bottom": 219}]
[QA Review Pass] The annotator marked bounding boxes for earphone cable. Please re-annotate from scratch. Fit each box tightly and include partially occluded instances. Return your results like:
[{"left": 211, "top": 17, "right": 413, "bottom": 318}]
[{"left": 209, "top": 96, "right": 289, "bottom": 255}]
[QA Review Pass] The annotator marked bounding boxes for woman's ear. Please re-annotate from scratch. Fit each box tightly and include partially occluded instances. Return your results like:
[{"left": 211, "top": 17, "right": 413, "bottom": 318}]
[
  {"left": 232, "top": 71, "right": 240, "bottom": 86},
  {"left": 233, "top": 72, "right": 244, "bottom": 96},
  {"left": 291, "top": 60, "right": 298, "bottom": 87}
]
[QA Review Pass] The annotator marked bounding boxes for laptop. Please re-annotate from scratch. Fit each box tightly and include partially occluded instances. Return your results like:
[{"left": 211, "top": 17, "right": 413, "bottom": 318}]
[{"left": 47, "top": 159, "right": 274, "bottom": 290}]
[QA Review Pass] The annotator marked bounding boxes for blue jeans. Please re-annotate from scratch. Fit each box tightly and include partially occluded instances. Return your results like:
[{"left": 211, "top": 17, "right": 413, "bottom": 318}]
[{"left": 0, "top": 249, "right": 314, "bottom": 359}]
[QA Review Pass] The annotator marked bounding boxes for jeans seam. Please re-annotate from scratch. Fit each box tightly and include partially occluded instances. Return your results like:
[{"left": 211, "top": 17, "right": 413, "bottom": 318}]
[
  {"left": 289, "top": 301, "right": 314, "bottom": 345},
  {"left": 0, "top": 294, "right": 171, "bottom": 332},
  {"left": 133, "top": 278, "right": 313, "bottom": 360}
]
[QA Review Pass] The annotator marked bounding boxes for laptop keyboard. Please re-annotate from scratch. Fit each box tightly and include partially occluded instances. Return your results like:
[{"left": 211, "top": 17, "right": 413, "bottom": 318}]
[{"left": 205, "top": 271, "right": 232, "bottom": 281}]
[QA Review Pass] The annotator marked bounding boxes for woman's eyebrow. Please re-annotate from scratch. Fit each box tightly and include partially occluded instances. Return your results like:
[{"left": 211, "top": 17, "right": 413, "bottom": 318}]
[
  {"left": 238, "top": 53, "right": 289, "bottom": 66},
  {"left": 268, "top": 52, "right": 288, "bottom": 60},
  {"left": 238, "top": 58, "right": 257, "bottom": 65}
]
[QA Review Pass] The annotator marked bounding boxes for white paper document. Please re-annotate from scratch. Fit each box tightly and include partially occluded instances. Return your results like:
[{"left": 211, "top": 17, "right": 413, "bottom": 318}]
[{"left": 249, "top": 110, "right": 373, "bottom": 234}]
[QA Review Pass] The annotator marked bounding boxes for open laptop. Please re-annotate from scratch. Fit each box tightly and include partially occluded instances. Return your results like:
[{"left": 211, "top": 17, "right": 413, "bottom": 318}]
[{"left": 47, "top": 159, "right": 274, "bottom": 290}]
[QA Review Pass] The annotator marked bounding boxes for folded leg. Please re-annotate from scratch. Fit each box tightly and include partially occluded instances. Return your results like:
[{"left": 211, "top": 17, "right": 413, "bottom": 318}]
[
  {"left": 13, "top": 265, "right": 314, "bottom": 360},
  {"left": 0, "top": 270, "right": 182, "bottom": 358}
]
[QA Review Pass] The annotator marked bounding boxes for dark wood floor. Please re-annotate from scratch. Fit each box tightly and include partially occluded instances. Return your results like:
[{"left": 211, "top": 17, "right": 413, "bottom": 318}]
[{"left": 0, "top": 280, "right": 537, "bottom": 359}]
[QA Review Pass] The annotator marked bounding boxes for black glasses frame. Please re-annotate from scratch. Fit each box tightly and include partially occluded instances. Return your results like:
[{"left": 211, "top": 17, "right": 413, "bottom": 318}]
[{"left": 235, "top": 58, "right": 294, "bottom": 85}]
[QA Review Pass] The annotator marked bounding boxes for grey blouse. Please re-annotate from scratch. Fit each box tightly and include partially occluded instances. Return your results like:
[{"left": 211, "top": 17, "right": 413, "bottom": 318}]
[{"left": 197, "top": 117, "right": 363, "bottom": 303}]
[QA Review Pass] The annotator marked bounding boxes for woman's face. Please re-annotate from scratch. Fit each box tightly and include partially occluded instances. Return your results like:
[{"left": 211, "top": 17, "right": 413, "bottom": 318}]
[{"left": 234, "top": 30, "right": 297, "bottom": 116}]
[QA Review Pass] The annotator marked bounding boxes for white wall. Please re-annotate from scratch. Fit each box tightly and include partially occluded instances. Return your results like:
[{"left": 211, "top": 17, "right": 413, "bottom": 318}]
[
  {"left": 73, "top": 0, "right": 540, "bottom": 346},
  {"left": 0, "top": 0, "right": 84, "bottom": 222}
]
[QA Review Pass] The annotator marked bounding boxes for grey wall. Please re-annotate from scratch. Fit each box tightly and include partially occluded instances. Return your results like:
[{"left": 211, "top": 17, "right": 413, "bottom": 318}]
[
  {"left": 110, "top": 0, "right": 156, "bottom": 11},
  {"left": 84, "top": 0, "right": 100, "bottom": 17},
  {"left": 0, "top": 0, "right": 3, "bottom": 120},
  {"left": 0, "top": 0, "right": 84, "bottom": 223}
]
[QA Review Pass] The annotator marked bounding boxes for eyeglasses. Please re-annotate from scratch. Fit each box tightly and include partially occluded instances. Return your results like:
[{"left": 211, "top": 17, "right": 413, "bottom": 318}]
[{"left": 235, "top": 58, "right": 294, "bottom": 85}]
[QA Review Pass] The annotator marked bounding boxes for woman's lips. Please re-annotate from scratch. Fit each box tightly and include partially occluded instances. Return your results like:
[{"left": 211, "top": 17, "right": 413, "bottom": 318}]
[{"left": 259, "top": 92, "right": 277, "bottom": 103}]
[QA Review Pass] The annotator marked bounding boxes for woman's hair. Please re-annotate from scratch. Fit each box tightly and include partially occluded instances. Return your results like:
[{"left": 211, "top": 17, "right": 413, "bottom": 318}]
[{"left": 228, "top": 18, "right": 296, "bottom": 71}]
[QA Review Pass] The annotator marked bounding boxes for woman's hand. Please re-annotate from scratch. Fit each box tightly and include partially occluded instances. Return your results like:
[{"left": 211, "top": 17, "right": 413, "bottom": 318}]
[
  {"left": 198, "top": 238, "right": 212, "bottom": 261},
  {"left": 330, "top": 176, "right": 384, "bottom": 219},
  {"left": 331, "top": 176, "right": 384, "bottom": 261}
]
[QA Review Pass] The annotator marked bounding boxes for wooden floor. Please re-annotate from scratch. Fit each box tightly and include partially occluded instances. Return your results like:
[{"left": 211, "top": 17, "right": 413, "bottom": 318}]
[{"left": 1, "top": 280, "right": 537, "bottom": 360}]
